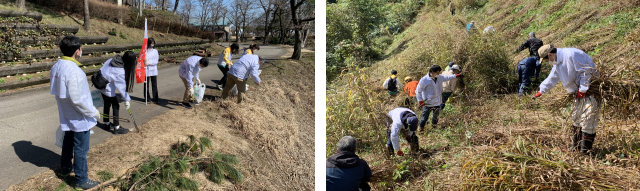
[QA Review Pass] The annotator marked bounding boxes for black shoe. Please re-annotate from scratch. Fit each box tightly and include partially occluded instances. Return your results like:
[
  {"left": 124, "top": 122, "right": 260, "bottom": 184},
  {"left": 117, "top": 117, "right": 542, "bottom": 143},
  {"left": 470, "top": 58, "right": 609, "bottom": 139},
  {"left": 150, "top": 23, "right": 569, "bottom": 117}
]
[
  {"left": 581, "top": 132, "right": 596, "bottom": 154},
  {"left": 386, "top": 145, "right": 394, "bottom": 156},
  {"left": 113, "top": 126, "right": 129, "bottom": 134},
  {"left": 181, "top": 102, "right": 192, "bottom": 109},
  {"left": 567, "top": 126, "right": 581, "bottom": 151},
  {"left": 59, "top": 166, "right": 73, "bottom": 177},
  {"left": 153, "top": 100, "right": 159, "bottom": 104},
  {"left": 75, "top": 179, "right": 100, "bottom": 190}
]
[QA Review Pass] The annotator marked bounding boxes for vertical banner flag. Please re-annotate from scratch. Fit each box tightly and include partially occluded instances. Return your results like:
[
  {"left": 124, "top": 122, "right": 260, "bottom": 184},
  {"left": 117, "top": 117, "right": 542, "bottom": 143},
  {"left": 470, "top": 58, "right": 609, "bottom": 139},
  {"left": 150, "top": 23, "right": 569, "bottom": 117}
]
[{"left": 135, "top": 19, "right": 148, "bottom": 83}]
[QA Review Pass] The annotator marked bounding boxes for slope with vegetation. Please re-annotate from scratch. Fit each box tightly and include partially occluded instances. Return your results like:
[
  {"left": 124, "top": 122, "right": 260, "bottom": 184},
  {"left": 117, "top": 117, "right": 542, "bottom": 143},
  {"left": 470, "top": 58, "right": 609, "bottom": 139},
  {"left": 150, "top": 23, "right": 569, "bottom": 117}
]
[{"left": 327, "top": 0, "right": 640, "bottom": 190}]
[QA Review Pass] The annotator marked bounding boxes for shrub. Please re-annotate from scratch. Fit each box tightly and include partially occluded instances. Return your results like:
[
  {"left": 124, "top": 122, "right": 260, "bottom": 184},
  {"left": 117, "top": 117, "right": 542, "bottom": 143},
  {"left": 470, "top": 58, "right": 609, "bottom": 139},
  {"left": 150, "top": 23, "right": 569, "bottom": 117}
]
[
  {"left": 27, "top": 0, "right": 131, "bottom": 24},
  {"left": 108, "top": 31, "right": 117, "bottom": 36}
]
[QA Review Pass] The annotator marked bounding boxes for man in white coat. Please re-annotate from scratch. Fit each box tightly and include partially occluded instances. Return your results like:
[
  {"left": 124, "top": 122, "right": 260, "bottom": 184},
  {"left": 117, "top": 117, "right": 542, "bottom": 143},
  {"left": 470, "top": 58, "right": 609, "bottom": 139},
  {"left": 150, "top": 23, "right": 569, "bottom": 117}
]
[
  {"left": 221, "top": 54, "right": 263, "bottom": 103},
  {"left": 416, "top": 65, "right": 462, "bottom": 131},
  {"left": 178, "top": 54, "right": 209, "bottom": 109},
  {"left": 49, "top": 35, "right": 101, "bottom": 190},
  {"left": 533, "top": 44, "right": 599, "bottom": 154},
  {"left": 385, "top": 107, "right": 419, "bottom": 156}
]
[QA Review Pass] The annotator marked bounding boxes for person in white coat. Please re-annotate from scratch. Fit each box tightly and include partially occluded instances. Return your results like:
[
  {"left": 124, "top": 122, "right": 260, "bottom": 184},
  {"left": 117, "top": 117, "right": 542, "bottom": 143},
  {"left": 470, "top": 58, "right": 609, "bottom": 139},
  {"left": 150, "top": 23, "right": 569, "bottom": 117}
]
[
  {"left": 221, "top": 54, "right": 262, "bottom": 103},
  {"left": 385, "top": 107, "right": 419, "bottom": 156},
  {"left": 49, "top": 35, "right": 101, "bottom": 190},
  {"left": 216, "top": 43, "right": 240, "bottom": 90},
  {"left": 533, "top": 44, "right": 599, "bottom": 154},
  {"left": 415, "top": 65, "right": 462, "bottom": 131},
  {"left": 144, "top": 38, "right": 160, "bottom": 104},
  {"left": 179, "top": 54, "right": 209, "bottom": 109},
  {"left": 100, "top": 51, "right": 137, "bottom": 135}
]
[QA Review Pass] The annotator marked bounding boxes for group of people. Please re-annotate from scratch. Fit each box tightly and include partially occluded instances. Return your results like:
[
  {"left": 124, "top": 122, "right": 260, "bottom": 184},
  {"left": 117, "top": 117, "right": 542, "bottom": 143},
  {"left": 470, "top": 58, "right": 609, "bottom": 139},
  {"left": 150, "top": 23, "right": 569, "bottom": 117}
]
[{"left": 50, "top": 35, "right": 263, "bottom": 190}]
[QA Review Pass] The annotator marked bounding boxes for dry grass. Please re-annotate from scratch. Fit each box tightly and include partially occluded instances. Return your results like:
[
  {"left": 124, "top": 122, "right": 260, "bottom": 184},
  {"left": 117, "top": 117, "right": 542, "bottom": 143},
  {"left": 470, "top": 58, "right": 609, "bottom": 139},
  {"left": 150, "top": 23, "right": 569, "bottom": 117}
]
[{"left": 7, "top": 53, "right": 315, "bottom": 190}]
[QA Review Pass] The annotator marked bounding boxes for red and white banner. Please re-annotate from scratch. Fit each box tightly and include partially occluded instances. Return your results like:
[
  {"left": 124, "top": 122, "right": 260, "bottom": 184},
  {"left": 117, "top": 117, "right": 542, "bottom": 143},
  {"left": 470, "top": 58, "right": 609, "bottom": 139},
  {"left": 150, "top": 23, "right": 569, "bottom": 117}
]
[{"left": 135, "top": 19, "right": 148, "bottom": 83}]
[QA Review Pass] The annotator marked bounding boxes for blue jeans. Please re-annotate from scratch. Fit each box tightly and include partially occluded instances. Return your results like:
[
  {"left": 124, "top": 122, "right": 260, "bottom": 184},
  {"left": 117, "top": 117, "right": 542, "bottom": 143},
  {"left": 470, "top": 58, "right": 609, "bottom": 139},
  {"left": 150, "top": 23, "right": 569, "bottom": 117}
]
[
  {"left": 440, "top": 92, "right": 453, "bottom": 110},
  {"left": 517, "top": 65, "right": 534, "bottom": 95},
  {"left": 61, "top": 130, "right": 91, "bottom": 184},
  {"left": 419, "top": 106, "right": 440, "bottom": 128}
]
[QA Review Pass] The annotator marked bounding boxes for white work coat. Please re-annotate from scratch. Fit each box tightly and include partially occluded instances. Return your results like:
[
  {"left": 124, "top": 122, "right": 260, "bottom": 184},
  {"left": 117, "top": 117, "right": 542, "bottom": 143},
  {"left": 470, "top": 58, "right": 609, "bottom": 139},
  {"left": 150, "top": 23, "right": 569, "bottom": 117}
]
[
  {"left": 99, "top": 59, "right": 131, "bottom": 102},
  {"left": 539, "top": 48, "right": 597, "bottom": 94},
  {"left": 441, "top": 70, "right": 458, "bottom": 93},
  {"left": 179, "top": 55, "right": 203, "bottom": 87},
  {"left": 50, "top": 59, "right": 98, "bottom": 132},
  {"left": 388, "top": 107, "right": 416, "bottom": 151},
  {"left": 145, "top": 48, "right": 159, "bottom": 76},
  {"left": 416, "top": 74, "right": 457, "bottom": 107},
  {"left": 228, "top": 54, "right": 261, "bottom": 84}
]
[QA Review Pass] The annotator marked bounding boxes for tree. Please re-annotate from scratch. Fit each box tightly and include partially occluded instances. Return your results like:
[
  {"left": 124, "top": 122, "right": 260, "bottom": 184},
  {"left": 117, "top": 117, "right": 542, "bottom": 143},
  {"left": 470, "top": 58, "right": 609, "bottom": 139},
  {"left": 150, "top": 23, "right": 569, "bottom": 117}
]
[
  {"left": 196, "top": 0, "right": 212, "bottom": 30},
  {"left": 17, "top": 0, "right": 25, "bottom": 10},
  {"left": 161, "top": 0, "right": 166, "bottom": 10},
  {"left": 83, "top": 0, "right": 91, "bottom": 33},
  {"left": 179, "top": 0, "right": 195, "bottom": 24},
  {"left": 258, "top": 0, "right": 274, "bottom": 44},
  {"left": 173, "top": 0, "right": 180, "bottom": 14},
  {"left": 235, "top": 0, "right": 256, "bottom": 42},
  {"left": 289, "top": 0, "right": 314, "bottom": 59}
]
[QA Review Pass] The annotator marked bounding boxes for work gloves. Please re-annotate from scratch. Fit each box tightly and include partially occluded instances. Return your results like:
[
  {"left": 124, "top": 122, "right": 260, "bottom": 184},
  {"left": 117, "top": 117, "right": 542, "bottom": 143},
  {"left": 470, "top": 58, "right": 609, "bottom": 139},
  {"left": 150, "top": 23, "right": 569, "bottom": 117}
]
[
  {"left": 419, "top": 101, "right": 425, "bottom": 107},
  {"left": 397, "top": 150, "right": 404, "bottom": 156},
  {"left": 93, "top": 111, "right": 101, "bottom": 119},
  {"left": 456, "top": 73, "right": 464, "bottom": 78},
  {"left": 533, "top": 92, "right": 542, "bottom": 99},
  {"left": 189, "top": 87, "right": 195, "bottom": 96},
  {"left": 196, "top": 78, "right": 202, "bottom": 84},
  {"left": 576, "top": 91, "right": 586, "bottom": 98},
  {"left": 125, "top": 101, "right": 130, "bottom": 110}
]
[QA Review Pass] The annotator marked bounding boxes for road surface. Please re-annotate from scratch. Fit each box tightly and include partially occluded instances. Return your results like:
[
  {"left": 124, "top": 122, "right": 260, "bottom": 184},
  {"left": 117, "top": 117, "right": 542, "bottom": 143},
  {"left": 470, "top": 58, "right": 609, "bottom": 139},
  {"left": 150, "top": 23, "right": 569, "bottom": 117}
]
[{"left": 0, "top": 44, "right": 286, "bottom": 190}]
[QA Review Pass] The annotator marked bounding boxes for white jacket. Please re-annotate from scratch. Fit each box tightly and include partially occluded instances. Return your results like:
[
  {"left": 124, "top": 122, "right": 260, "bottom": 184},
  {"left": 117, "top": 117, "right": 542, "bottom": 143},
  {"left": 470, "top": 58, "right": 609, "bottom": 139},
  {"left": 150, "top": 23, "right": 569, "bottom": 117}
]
[
  {"left": 99, "top": 59, "right": 131, "bottom": 102},
  {"left": 179, "top": 55, "right": 203, "bottom": 87},
  {"left": 539, "top": 48, "right": 597, "bottom": 94},
  {"left": 388, "top": 107, "right": 416, "bottom": 151},
  {"left": 145, "top": 48, "right": 159, "bottom": 76},
  {"left": 416, "top": 74, "right": 457, "bottom": 107},
  {"left": 228, "top": 54, "right": 261, "bottom": 84},
  {"left": 50, "top": 59, "right": 98, "bottom": 132},
  {"left": 441, "top": 70, "right": 458, "bottom": 93}
]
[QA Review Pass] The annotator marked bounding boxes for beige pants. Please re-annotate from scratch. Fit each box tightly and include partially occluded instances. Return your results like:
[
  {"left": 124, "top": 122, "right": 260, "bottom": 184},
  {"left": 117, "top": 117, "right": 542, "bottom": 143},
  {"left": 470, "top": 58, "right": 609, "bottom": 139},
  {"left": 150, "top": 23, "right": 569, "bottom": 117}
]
[
  {"left": 180, "top": 76, "right": 191, "bottom": 103},
  {"left": 571, "top": 95, "right": 599, "bottom": 134},
  {"left": 221, "top": 75, "right": 247, "bottom": 103}
]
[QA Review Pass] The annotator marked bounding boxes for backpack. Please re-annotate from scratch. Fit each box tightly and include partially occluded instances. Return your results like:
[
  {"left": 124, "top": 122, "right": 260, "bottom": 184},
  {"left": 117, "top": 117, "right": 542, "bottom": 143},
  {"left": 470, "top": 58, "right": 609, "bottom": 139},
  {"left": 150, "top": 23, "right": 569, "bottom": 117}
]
[
  {"left": 387, "top": 77, "right": 398, "bottom": 92},
  {"left": 91, "top": 70, "right": 109, "bottom": 90}
]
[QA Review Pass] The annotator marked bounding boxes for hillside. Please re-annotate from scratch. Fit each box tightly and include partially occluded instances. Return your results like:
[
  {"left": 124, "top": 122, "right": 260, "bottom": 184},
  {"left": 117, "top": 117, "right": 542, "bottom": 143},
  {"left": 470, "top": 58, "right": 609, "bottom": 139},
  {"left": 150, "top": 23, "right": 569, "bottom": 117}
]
[{"left": 327, "top": 0, "right": 640, "bottom": 190}]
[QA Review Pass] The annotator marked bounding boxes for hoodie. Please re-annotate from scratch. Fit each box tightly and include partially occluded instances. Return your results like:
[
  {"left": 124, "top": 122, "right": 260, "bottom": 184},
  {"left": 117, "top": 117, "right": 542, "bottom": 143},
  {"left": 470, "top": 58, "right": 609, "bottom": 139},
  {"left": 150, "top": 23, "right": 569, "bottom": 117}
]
[{"left": 326, "top": 151, "right": 372, "bottom": 191}]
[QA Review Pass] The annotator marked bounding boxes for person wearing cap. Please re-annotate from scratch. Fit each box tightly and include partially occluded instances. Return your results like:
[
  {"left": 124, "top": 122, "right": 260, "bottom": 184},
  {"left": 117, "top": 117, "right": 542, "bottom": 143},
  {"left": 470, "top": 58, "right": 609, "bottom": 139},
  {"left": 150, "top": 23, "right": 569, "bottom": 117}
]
[
  {"left": 179, "top": 54, "right": 209, "bottom": 109},
  {"left": 221, "top": 54, "right": 262, "bottom": 103},
  {"left": 416, "top": 65, "right": 463, "bottom": 130},
  {"left": 383, "top": 70, "right": 402, "bottom": 96},
  {"left": 386, "top": 107, "right": 420, "bottom": 156},
  {"left": 326, "top": 136, "right": 372, "bottom": 191},
  {"left": 533, "top": 44, "right": 599, "bottom": 154},
  {"left": 448, "top": 0, "right": 455, "bottom": 16},
  {"left": 440, "top": 64, "right": 462, "bottom": 110},
  {"left": 514, "top": 32, "right": 544, "bottom": 61},
  {"left": 517, "top": 56, "right": 541, "bottom": 96},
  {"left": 403, "top": 76, "right": 419, "bottom": 106},
  {"left": 466, "top": 21, "right": 476, "bottom": 34},
  {"left": 444, "top": 61, "right": 455, "bottom": 71}
]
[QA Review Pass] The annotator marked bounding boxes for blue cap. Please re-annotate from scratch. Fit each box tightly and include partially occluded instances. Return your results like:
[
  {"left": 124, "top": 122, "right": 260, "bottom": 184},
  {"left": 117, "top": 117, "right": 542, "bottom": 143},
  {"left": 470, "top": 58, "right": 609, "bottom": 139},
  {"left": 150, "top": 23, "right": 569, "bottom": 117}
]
[
  {"left": 449, "top": 62, "right": 455, "bottom": 67},
  {"left": 407, "top": 116, "right": 418, "bottom": 131}
]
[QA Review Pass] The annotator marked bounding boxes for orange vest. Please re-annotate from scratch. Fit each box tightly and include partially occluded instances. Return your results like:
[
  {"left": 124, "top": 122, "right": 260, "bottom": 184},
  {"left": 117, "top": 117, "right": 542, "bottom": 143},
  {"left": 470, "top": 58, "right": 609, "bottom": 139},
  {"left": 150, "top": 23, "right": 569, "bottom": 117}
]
[{"left": 404, "top": 81, "right": 419, "bottom": 97}]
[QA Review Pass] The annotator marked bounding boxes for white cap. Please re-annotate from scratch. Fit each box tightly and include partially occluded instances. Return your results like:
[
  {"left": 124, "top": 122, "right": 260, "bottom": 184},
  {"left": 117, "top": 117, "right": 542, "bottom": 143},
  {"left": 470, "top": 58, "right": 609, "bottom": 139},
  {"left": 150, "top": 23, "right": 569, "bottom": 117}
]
[{"left": 451, "top": 65, "right": 460, "bottom": 71}]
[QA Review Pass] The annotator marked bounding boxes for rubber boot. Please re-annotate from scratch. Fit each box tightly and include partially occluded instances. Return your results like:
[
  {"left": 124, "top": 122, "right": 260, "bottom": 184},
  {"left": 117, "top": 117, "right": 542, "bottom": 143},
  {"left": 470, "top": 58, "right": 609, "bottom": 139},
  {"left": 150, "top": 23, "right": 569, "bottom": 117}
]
[
  {"left": 386, "top": 145, "right": 394, "bottom": 156},
  {"left": 568, "top": 126, "right": 581, "bottom": 151},
  {"left": 409, "top": 134, "right": 420, "bottom": 155},
  {"left": 581, "top": 132, "right": 596, "bottom": 154}
]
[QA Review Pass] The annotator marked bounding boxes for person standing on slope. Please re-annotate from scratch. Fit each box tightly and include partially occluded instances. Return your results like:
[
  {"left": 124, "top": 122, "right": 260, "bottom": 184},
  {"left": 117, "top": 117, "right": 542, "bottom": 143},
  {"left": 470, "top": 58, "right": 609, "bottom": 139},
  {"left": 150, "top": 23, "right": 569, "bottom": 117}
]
[
  {"left": 514, "top": 32, "right": 544, "bottom": 62},
  {"left": 440, "top": 64, "right": 463, "bottom": 110},
  {"left": 416, "top": 65, "right": 462, "bottom": 131},
  {"left": 386, "top": 107, "right": 420, "bottom": 156},
  {"left": 179, "top": 54, "right": 210, "bottom": 109},
  {"left": 404, "top": 76, "right": 419, "bottom": 106},
  {"left": 517, "top": 56, "right": 541, "bottom": 97},
  {"left": 383, "top": 70, "right": 402, "bottom": 96},
  {"left": 221, "top": 54, "right": 262, "bottom": 103},
  {"left": 216, "top": 43, "right": 240, "bottom": 90},
  {"left": 533, "top": 44, "right": 599, "bottom": 154}
]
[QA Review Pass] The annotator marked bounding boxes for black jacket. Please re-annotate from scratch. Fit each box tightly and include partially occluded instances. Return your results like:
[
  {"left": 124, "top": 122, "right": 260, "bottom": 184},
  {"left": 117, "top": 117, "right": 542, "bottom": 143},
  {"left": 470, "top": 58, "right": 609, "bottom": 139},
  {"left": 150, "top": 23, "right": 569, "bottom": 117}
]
[
  {"left": 516, "top": 37, "right": 544, "bottom": 58},
  {"left": 326, "top": 151, "right": 372, "bottom": 191}
]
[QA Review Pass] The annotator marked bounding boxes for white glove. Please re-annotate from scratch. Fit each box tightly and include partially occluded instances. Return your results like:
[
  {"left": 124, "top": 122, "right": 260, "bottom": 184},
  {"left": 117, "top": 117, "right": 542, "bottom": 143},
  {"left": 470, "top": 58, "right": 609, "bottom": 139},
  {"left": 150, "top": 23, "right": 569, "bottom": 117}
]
[
  {"left": 196, "top": 78, "right": 202, "bottom": 84},
  {"left": 189, "top": 87, "right": 195, "bottom": 96},
  {"left": 93, "top": 111, "right": 101, "bottom": 119},
  {"left": 125, "top": 101, "right": 130, "bottom": 110}
]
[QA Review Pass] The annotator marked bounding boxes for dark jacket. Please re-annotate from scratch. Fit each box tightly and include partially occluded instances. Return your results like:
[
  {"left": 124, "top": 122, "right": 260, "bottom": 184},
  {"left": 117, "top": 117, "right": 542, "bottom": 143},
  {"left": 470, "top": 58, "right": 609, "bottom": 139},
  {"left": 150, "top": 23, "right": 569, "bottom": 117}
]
[
  {"left": 326, "top": 151, "right": 372, "bottom": 191},
  {"left": 516, "top": 37, "right": 544, "bottom": 58}
]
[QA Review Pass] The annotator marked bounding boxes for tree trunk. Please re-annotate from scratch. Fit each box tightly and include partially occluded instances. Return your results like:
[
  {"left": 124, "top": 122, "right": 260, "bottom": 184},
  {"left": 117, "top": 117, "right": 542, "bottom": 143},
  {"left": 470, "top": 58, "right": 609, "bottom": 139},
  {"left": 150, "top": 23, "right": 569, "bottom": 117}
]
[
  {"left": 172, "top": 0, "right": 180, "bottom": 14},
  {"left": 139, "top": 0, "right": 142, "bottom": 16},
  {"left": 161, "top": 0, "right": 166, "bottom": 10},
  {"left": 264, "top": 8, "right": 274, "bottom": 44},
  {"left": 278, "top": 10, "right": 285, "bottom": 44},
  {"left": 83, "top": 0, "right": 91, "bottom": 33},
  {"left": 17, "top": 0, "right": 25, "bottom": 10},
  {"left": 301, "top": 28, "right": 309, "bottom": 48},
  {"left": 291, "top": 28, "right": 302, "bottom": 59}
]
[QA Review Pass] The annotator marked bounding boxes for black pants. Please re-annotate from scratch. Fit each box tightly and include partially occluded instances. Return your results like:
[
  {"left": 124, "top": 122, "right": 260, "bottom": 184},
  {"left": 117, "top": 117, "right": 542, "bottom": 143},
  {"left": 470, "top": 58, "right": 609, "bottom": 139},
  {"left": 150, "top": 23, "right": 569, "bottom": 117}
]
[
  {"left": 102, "top": 94, "right": 120, "bottom": 126},
  {"left": 218, "top": 65, "right": 229, "bottom": 88},
  {"left": 144, "top": 76, "right": 158, "bottom": 102}
]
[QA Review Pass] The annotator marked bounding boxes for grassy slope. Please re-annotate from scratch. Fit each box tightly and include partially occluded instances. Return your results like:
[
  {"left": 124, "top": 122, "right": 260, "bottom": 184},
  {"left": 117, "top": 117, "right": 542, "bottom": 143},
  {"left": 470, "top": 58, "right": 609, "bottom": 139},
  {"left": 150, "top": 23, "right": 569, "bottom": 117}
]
[
  {"left": 327, "top": 0, "right": 640, "bottom": 190},
  {"left": 0, "top": 0, "right": 199, "bottom": 45},
  {"left": 8, "top": 52, "right": 315, "bottom": 190}
]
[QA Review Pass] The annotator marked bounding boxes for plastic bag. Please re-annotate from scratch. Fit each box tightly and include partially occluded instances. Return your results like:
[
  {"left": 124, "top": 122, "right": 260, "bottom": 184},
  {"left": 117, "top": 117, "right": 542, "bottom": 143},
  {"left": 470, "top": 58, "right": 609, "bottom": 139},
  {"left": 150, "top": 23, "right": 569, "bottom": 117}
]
[
  {"left": 91, "top": 90, "right": 104, "bottom": 108},
  {"left": 194, "top": 83, "right": 206, "bottom": 103},
  {"left": 231, "top": 84, "right": 249, "bottom": 95}
]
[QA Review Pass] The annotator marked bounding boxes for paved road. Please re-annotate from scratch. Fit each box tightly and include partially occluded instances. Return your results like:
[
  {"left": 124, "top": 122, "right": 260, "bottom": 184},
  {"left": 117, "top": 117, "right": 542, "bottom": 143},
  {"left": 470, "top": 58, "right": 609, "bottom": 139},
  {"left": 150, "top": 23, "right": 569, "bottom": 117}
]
[{"left": 0, "top": 44, "right": 286, "bottom": 190}]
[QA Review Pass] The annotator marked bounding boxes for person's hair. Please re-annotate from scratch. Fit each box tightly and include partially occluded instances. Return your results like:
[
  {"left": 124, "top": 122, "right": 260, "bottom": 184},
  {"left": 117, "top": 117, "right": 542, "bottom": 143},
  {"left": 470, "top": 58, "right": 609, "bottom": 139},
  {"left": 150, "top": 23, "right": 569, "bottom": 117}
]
[
  {"left": 230, "top": 43, "right": 240, "bottom": 54},
  {"left": 147, "top": 38, "right": 155, "bottom": 48},
  {"left": 199, "top": 57, "right": 209, "bottom": 67},
  {"left": 249, "top": 44, "right": 260, "bottom": 50},
  {"left": 122, "top": 51, "right": 137, "bottom": 93},
  {"left": 60, "top": 35, "right": 82, "bottom": 57},
  {"left": 337, "top": 136, "right": 357, "bottom": 153},
  {"left": 429, "top": 65, "right": 442, "bottom": 73},
  {"left": 391, "top": 70, "right": 398, "bottom": 75},
  {"left": 550, "top": 48, "right": 557, "bottom": 54}
]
